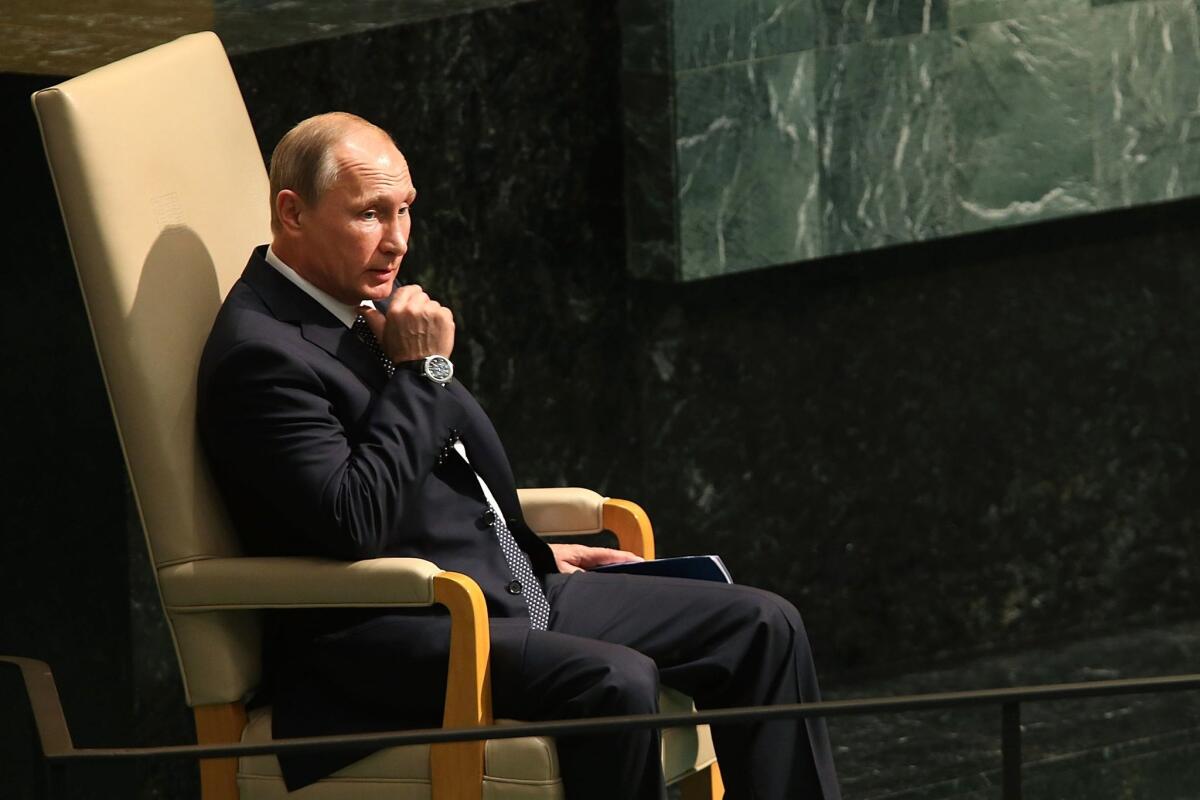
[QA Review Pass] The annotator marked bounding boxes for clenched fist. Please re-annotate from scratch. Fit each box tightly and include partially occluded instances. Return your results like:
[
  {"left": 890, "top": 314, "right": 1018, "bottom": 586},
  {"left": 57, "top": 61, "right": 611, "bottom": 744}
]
[{"left": 360, "top": 284, "right": 455, "bottom": 363}]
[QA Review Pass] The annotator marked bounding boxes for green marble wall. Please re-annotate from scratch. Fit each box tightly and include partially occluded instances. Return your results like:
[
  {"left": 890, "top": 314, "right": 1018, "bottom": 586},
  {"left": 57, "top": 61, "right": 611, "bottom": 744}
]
[{"left": 620, "top": 0, "right": 1200, "bottom": 280}]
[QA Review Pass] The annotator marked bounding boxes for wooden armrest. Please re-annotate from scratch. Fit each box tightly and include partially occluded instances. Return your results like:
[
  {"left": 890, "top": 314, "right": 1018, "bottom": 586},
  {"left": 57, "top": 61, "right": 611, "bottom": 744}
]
[
  {"left": 517, "top": 487, "right": 656, "bottom": 560},
  {"left": 602, "top": 499, "right": 655, "bottom": 561},
  {"left": 180, "top": 559, "right": 493, "bottom": 800}
]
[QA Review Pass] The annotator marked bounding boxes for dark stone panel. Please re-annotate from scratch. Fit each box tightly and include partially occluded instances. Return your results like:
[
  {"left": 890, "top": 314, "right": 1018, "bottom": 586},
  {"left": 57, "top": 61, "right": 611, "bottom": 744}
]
[
  {"left": 618, "top": 0, "right": 672, "bottom": 73},
  {"left": 621, "top": 69, "right": 680, "bottom": 280},
  {"left": 631, "top": 195, "right": 1200, "bottom": 679},
  {"left": 215, "top": 0, "right": 535, "bottom": 54}
]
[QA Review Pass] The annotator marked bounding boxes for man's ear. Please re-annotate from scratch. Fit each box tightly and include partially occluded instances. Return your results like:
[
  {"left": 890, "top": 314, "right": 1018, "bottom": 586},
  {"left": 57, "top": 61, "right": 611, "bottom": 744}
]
[{"left": 275, "top": 189, "right": 305, "bottom": 233}]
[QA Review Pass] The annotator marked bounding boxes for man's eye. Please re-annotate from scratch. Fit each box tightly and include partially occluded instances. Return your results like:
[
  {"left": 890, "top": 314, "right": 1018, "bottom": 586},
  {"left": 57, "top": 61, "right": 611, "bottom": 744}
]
[
  {"left": 398, "top": 206, "right": 409, "bottom": 217},
  {"left": 362, "top": 210, "right": 378, "bottom": 220}
]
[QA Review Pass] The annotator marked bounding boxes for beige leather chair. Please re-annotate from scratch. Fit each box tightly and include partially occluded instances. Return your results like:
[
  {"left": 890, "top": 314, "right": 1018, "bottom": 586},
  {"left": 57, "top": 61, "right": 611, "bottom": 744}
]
[{"left": 31, "top": 32, "right": 722, "bottom": 800}]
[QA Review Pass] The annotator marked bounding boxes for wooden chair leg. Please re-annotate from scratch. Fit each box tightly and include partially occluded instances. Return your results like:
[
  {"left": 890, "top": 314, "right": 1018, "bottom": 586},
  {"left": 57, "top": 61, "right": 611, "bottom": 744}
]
[
  {"left": 678, "top": 762, "right": 724, "bottom": 800},
  {"left": 432, "top": 573, "right": 492, "bottom": 800},
  {"left": 194, "top": 702, "right": 247, "bottom": 800}
]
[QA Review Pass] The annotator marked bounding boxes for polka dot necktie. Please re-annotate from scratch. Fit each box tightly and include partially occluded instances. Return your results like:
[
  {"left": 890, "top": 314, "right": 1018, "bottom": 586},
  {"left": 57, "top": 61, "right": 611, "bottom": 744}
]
[
  {"left": 353, "top": 315, "right": 549, "bottom": 630},
  {"left": 485, "top": 506, "right": 551, "bottom": 630},
  {"left": 353, "top": 314, "right": 395, "bottom": 377}
]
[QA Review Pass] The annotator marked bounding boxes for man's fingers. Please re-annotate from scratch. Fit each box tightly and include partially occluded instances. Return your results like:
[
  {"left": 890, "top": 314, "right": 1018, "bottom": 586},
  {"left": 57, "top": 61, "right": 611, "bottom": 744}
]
[
  {"left": 601, "top": 549, "right": 644, "bottom": 564},
  {"left": 376, "top": 283, "right": 456, "bottom": 362},
  {"left": 546, "top": 544, "right": 643, "bottom": 573},
  {"left": 386, "top": 285, "right": 426, "bottom": 317},
  {"left": 590, "top": 548, "right": 643, "bottom": 566},
  {"left": 389, "top": 283, "right": 423, "bottom": 304},
  {"left": 566, "top": 545, "right": 643, "bottom": 569}
]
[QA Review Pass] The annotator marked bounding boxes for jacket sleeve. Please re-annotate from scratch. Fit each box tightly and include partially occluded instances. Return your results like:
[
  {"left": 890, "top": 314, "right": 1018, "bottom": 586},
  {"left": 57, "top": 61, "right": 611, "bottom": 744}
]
[{"left": 199, "top": 338, "right": 467, "bottom": 560}]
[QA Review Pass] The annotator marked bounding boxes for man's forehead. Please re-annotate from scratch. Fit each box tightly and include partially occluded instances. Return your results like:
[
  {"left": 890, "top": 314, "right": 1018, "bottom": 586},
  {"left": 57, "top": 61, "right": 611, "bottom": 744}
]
[
  {"left": 334, "top": 132, "right": 407, "bottom": 172},
  {"left": 331, "top": 134, "right": 415, "bottom": 194}
]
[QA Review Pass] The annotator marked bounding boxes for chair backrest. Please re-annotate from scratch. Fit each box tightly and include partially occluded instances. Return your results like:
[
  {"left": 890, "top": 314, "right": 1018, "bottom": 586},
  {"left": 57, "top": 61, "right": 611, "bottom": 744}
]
[{"left": 32, "top": 32, "right": 271, "bottom": 706}]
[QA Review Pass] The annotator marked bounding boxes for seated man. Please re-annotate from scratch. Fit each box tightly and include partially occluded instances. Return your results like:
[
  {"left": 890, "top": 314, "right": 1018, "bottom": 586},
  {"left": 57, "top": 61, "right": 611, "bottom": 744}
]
[{"left": 197, "top": 111, "right": 841, "bottom": 800}]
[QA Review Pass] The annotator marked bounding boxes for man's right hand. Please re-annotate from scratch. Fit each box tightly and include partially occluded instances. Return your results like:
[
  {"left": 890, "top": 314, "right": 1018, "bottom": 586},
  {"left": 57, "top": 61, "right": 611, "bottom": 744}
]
[{"left": 361, "top": 284, "right": 455, "bottom": 364}]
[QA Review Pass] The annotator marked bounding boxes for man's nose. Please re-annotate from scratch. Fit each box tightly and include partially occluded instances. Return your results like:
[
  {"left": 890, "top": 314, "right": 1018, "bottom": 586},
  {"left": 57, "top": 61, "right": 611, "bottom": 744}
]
[{"left": 381, "top": 221, "right": 408, "bottom": 255}]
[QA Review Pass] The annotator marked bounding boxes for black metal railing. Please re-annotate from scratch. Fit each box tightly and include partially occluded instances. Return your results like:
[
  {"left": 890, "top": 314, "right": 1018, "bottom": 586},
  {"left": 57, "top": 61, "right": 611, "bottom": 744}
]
[{"left": 6, "top": 656, "right": 1200, "bottom": 800}]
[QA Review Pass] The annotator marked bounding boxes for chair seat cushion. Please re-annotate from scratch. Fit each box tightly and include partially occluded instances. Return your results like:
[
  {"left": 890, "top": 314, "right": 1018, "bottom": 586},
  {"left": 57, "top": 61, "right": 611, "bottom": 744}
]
[
  {"left": 660, "top": 687, "right": 717, "bottom": 783},
  {"left": 237, "top": 689, "right": 713, "bottom": 798}
]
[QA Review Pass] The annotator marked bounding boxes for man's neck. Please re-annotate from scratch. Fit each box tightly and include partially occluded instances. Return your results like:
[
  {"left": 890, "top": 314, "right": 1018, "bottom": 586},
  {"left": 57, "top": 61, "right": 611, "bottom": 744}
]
[{"left": 264, "top": 245, "right": 365, "bottom": 328}]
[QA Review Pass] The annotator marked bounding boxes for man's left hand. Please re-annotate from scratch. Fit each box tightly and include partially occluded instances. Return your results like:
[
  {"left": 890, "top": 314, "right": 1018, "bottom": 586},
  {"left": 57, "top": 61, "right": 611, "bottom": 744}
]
[{"left": 549, "top": 543, "right": 643, "bottom": 574}]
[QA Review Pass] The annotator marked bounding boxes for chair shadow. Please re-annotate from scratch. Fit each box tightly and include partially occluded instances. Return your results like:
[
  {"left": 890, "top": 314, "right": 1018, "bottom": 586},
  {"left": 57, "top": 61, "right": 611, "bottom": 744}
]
[{"left": 127, "top": 225, "right": 234, "bottom": 559}]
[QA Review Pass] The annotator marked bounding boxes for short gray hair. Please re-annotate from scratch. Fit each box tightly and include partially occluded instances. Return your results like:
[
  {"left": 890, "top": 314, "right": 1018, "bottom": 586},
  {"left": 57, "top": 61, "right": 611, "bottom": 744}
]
[{"left": 268, "top": 112, "right": 395, "bottom": 232}]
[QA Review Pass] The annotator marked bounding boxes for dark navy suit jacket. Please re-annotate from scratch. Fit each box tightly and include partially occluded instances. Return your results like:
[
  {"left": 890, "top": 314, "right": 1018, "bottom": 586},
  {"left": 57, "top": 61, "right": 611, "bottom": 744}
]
[{"left": 196, "top": 246, "right": 558, "bottom": 783}]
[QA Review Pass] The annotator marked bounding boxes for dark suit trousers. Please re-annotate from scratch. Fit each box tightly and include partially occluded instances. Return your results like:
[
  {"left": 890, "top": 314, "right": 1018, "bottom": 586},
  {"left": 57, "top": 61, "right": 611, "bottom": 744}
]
[{"left": 275, "top": 572, "right": 840, "bottom": 800}]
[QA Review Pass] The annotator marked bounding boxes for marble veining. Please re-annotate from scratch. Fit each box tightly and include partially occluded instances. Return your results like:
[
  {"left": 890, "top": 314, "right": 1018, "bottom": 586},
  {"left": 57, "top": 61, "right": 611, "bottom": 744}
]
[
  {"left": 1093, "top": 0, "right": 1200, "bottom": 209},
  {"left": 676, "top": 52, "right": 821, "bottom": 278},
  {"left": 816, "top": 33, "right": 957, "bottom": 255},
  {"left": 950, "top": 9, "right": 1097, "bottom": 232}
]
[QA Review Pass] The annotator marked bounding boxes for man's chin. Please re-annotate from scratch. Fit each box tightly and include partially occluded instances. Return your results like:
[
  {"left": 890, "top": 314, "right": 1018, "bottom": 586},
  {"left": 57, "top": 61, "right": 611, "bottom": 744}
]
[{"left": 363, "top": 276, "right": 396, "bottom": 299}]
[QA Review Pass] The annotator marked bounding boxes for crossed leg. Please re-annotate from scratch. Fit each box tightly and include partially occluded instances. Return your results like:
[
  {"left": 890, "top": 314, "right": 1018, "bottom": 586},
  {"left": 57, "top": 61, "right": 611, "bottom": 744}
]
[{"left": 539, "top": 572, "right": 840, "bottom": 800}]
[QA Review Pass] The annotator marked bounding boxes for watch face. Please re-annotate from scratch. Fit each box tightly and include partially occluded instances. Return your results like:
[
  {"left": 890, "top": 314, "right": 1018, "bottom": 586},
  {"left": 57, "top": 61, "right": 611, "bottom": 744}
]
[{"left": 425, "top": 355, "right": 454, "bottom": 384}]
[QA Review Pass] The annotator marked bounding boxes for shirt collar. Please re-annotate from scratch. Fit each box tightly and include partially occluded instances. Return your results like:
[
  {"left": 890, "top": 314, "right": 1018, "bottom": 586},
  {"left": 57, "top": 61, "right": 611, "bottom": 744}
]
[{"left": 264, "top": 246, "right": 371, "bottom": 329}]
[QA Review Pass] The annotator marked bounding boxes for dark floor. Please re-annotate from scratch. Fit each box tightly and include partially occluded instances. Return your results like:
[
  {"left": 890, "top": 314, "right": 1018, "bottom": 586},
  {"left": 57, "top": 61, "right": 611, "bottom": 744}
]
[{"left": 823, "top": 622, "right": 1200, "bottom": 799}]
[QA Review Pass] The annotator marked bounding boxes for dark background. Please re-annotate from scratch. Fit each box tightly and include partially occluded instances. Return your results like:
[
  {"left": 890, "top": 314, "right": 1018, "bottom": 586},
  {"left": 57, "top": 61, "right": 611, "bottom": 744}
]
[{"left": 4, "top": 0, "right": 1200, "bottom": 796}]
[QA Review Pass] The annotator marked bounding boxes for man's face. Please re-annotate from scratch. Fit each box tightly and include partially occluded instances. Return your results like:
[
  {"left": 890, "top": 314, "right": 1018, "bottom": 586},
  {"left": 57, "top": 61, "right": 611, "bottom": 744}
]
[{"left": 292, "top": 129, "right": 416, "bottom": 305}]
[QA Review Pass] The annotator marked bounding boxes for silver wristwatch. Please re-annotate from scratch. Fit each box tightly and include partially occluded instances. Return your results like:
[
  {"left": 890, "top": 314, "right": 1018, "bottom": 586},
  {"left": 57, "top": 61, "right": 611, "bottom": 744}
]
[{"left": 418, "top": 354, "right": 454, "bottom": 385}]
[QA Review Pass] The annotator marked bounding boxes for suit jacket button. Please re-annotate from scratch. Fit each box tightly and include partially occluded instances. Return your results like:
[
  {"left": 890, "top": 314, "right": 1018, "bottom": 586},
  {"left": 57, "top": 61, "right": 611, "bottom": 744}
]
[
  {"left": 506, "top": 580, "right": 523, "bottom": 595},
  {"left": 481, "top": 507, "right": 496, "bottom": 526}
]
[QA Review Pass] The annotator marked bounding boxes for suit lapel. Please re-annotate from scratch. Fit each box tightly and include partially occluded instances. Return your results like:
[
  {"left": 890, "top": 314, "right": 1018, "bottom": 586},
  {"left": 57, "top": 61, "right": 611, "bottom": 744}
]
[
  {"left": 298, "top": 316, "right": 389, "bottom": 392},
  {"left": 241, "top": 249, "right": 388, "bottom": 391}
]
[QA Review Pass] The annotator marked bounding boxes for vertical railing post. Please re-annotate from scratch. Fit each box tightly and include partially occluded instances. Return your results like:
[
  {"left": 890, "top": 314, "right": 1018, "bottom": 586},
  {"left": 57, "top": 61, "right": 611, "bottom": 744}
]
[
  {"left": 34, "top": 757, "right": 65, "bottom": 800},
  {"left": 1001, "top": 702, "right": 1022, "bottom": 800},
  {"left": 27, "top": 697, "right": 53, "bottom": 800}
]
